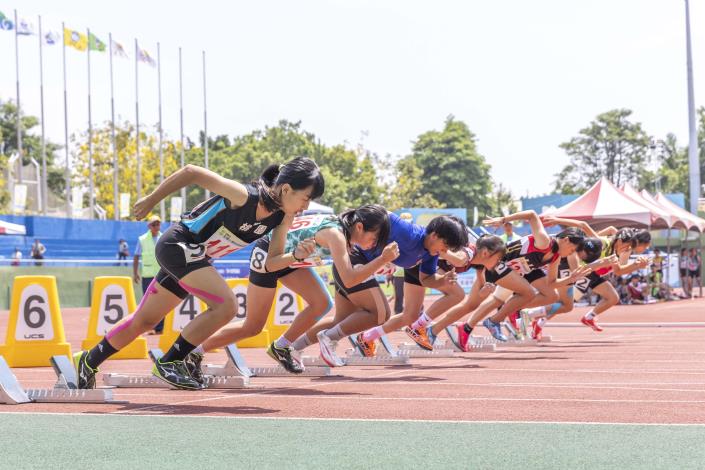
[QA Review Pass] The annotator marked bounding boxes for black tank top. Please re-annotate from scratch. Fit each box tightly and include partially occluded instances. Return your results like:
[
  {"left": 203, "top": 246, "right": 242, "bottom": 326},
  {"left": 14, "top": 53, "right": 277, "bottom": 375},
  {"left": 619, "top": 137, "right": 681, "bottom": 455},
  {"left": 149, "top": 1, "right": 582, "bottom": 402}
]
[{"left": 179, "top": 184, "right": 285, "bottom": 259}]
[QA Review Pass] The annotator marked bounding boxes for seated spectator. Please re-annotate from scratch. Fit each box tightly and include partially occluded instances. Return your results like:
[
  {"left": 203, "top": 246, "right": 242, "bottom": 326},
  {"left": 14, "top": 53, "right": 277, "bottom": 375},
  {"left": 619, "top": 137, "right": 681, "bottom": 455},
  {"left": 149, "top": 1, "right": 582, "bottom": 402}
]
[{"left": 627, "top": 275, "right": 646, "bottom": 304}]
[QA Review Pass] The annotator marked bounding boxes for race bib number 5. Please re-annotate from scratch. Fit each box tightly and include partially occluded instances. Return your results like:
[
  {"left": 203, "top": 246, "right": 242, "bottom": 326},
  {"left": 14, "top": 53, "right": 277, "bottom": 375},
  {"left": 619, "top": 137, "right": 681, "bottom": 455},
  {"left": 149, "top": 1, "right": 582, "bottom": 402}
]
[{"left": 177, "top": 242, "right": 207, "bottom": 264}]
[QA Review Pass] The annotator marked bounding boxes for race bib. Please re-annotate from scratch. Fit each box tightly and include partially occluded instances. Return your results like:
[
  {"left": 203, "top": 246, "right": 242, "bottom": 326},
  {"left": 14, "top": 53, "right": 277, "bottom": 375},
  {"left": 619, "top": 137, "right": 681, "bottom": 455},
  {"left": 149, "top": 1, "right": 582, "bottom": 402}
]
[
  {"left": 250, "top": 246, "right": 269, "bottom": 273},
  {"left": 288, "top": 214, "right": 327, "bottom": 233},
  {"left": 204, "top": 226, "right": 249, "bottom": 258},
  {"left": 559, "top": 269, "right": 571, "bottom": 279},
  {"left": 176, "top": 242, "right": 207, "bottom": 264},
  {"left": 506, "top": 257, "right": 532, "bottom": 275},
  {"left": 575, "top": 277, "right": 590, "bottom": 293}
]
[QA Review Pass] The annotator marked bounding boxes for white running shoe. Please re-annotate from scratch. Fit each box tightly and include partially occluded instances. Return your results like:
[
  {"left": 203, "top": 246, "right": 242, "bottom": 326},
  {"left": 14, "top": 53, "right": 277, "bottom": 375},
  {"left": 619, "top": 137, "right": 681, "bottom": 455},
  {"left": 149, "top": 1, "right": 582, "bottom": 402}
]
[{"left": 317, "top": 330, "right": 345, "bottom": 367}]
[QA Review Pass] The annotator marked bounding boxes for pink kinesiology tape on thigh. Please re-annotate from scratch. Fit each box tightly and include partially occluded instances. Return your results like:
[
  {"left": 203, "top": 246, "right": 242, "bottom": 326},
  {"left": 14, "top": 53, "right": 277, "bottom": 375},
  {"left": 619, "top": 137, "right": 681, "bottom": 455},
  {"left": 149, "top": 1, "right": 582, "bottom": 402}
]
[
  {"left": 178, "top": 280, "right": 225, "bottom": 304},
  {"left": 105, "top": 278, "right": 158, "bottom": 340}
]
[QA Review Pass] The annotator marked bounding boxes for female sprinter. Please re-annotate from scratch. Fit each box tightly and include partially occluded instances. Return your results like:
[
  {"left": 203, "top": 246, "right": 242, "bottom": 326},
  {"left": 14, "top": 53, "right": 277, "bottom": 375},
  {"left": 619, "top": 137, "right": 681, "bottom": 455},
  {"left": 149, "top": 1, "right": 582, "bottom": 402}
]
[
  {"left": 436, "top": 210, "right": 589, "bottom": 347},
  {"left": 292, "top": 214, "right": 468, "bottom": 366},
  {"left": 74, "top": 157, "right": 324, "bottom": 389},
  {"left": 186, "top": 205, "right": 399, "bottom": 379}
]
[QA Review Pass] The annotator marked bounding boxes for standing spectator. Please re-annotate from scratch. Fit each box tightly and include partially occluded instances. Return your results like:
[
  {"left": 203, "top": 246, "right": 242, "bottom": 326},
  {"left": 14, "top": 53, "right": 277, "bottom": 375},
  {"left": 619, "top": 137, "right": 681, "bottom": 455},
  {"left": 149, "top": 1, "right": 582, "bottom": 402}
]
[
  {"left": 679, "top": 248, "right": 691, "bottom": 298},
  {"left": 500, "top": 221, "right": 520, "bottom": 243},
  {"left": 30, "top": 239, "right": 46, "bottom": 267},
  {"left": 615, "top": 277, "right": 631, "bottom": 304},
  {"left": 134, "top": 215, "right": 164, "bottom": 334},
  {"left": 11, "top": 247, "right": 22, "bottom": 267},
  {"left": 688, "top": 247, "right": 701, "bottom": 297},
  {"left": 117, "top": 239, "right": 130, "bottom": 265}
]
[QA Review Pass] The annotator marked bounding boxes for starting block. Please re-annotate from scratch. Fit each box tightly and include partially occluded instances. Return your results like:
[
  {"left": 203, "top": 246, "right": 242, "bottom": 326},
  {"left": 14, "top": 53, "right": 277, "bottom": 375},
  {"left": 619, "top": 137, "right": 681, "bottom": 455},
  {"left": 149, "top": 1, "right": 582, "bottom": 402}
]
[
  {"left": 442, "top": 325, "right": 496, "bottom": 352},
  {"left": 384, "top": 334, "right": 455, "bottom": 358},
  {"left": 201, "top": 344, "right": 333, "bottom": 378},
  {"left": 102, "top": 349, "right": 250, "bottom": 389},
  {"left": 339, "top": 336, "right": 410, "bottom": 365},
  {"left": 0, "top": 355, "right": 124, "bottom": 405}
]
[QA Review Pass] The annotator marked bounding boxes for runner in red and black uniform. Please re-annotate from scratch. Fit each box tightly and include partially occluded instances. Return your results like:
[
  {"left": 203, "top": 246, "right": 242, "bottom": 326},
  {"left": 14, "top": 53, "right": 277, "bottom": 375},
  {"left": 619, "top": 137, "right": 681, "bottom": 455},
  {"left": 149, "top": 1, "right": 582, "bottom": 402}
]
[{"left": 453, "top": 210, "right": 589, "bottom": 345}]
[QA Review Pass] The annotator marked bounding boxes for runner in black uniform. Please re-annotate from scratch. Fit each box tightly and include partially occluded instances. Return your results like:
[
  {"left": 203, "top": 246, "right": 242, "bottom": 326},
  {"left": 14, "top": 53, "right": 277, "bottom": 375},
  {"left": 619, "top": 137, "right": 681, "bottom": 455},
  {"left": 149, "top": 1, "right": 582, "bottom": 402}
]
[
  {"left": 74, "top": 157, "right": 324, "bottom": 389},
  {"left": 458, "top": 210, "right": 589, "bottom": 343}
]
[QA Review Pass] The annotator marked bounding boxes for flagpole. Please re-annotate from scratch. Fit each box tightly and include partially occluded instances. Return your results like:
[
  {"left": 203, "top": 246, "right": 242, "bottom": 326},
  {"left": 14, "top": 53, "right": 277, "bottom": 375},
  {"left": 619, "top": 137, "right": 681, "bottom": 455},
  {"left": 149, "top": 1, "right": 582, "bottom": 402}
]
[
  {"left": 157, "top": 42, "right": 165, "bottom": 220},
  {"left": 134, "top": 39, "right": 141, "bottom": 203},
  {"left": 38, "top": 15, "right": 47, "bottom": 215},
  {"left": 109, "top": 33, "right": 119, "bottom": 220},
  {"left": 87, "top": 28, "right": 94, "bottom": 219},
  {"left": 13, "top": 10, "right": 22, "bottom": 184},
  {"left": 179, "top": 47, "right": 185, "bottom": 202},
  {"left": 685, "top": 0, "right": 701, "bottom": 214},
  {"left": 202, "top": 50, "right": 209, "bottom": 200},
  {"left": 62, "top": 22, "right": 71, "bottom": 217}
]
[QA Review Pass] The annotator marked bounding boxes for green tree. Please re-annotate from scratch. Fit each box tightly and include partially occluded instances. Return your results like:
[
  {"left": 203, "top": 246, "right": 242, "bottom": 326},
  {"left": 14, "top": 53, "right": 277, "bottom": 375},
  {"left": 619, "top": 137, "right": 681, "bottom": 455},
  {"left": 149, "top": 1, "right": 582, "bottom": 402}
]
[
  {"left": 554, "top": 109, "right": 651, "bottom": 193},
  {"left": 72, "top": 122, "right": 180, "bottom": 219},
  {"left": 382, "top": 156, "right": 444, "bottom": 210},
  {"left": 406, "top": 116, "right": 493, "bottom": 219},
  {"left": 0, "top": 99, "right": 64, "bottom": 209}
]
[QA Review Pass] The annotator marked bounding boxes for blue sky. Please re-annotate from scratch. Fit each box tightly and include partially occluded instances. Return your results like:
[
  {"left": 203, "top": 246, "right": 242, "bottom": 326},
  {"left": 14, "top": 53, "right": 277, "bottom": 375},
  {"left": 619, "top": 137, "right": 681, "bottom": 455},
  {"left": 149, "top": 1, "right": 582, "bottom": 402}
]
[{"left": 1, "top": 0, "right": 703, "bottom": 198}]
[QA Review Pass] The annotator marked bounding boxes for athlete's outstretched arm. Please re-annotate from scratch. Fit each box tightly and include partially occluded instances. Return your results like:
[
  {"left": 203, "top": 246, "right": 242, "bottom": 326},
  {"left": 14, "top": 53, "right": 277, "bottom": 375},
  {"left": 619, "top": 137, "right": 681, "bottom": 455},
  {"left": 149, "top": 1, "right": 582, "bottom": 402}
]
[
  {"left": 484, "top": 210, "right": 550, "bottom": 250},
  {"left": 541, "top": 215, "right": 599, "bottom": 238},
  {"left": 597, "top": 226, "right": 618, "bottom": 236},
  {"left": 134, "top": 164, "right": 249, "bottom": 219},
  {"left": 439, "top": 249, "right": 469, "bottom": 268}
]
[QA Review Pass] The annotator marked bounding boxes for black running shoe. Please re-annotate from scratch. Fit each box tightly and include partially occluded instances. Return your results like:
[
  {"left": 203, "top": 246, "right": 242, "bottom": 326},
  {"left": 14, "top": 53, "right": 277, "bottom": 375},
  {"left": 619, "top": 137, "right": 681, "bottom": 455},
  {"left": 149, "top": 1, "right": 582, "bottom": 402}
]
[
  {"left": 73, "top": 350, "right": 97, "bottom": 389},
  {"left": 152, "top": 358, "right": 204, "bottom": 390},
  {"left": 266, "top": 342, "right": 304, "bottom": 374},
  {"left": 184, "top": 351, "right": 205, "bottom": 385}
]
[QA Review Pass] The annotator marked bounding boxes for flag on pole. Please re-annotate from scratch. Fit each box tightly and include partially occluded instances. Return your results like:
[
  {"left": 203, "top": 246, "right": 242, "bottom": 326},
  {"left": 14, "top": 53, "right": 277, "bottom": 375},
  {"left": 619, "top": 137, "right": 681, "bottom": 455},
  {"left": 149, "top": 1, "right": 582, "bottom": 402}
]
[
  {"left": 63, "top": 27, "right": 87, "bottom": 51},
  {"left": 88, "top": 32, "right": 106, "bottom": 52},
  {"left": 137, "top": 47, "right": 156, "bottom": 67},
  {"left": 17, "top": 17, "right": 34, "bottom": 35},
  {"left": 111, "top": 38, "right": 128, "bottom": 58},
  {"left": 43, "top": 30, "right": 60, "bottom": 45},
  {"left": 0, "top": 10, "right": 14, "bottom": 30}
]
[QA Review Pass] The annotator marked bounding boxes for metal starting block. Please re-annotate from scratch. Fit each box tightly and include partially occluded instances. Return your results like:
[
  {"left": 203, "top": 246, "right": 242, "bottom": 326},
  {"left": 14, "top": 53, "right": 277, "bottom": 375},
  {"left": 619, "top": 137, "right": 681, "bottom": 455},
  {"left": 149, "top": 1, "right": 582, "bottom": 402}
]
[
  {"left": 201, "top": 345, "right": 333, "bottom": 378},
  {"left": 396, "top": 342, "right": 456, "bottom": 358},
  {"left": 443, "top": 326, "right": 496, "bottom": 352},
  {"left": 0, "top": 355, "right": 125, "bottom": 405},
  {"left": 102, "top": 349, "right": 250, "bottom": 389}
]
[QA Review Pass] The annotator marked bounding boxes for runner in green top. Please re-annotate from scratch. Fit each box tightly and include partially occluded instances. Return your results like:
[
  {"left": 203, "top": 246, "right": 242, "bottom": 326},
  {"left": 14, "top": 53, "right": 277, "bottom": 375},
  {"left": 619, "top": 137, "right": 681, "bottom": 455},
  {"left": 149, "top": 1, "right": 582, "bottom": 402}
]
[{"left": 190, "top": 205, "right": 400, "bottom": 375}]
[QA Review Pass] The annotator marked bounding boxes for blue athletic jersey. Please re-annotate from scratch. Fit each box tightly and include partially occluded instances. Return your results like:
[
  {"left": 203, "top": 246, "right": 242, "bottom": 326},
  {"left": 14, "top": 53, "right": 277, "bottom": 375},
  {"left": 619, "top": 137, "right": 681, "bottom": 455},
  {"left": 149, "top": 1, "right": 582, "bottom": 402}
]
[{"left": 361, "top": 212, "right": 438, "bottom": 275}]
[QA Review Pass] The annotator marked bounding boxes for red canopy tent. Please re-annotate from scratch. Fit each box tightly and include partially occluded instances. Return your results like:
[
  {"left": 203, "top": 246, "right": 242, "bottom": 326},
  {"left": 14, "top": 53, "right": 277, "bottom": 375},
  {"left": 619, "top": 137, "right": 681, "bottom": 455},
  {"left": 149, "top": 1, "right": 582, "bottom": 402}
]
[
  {"left": 620, "top": 183, "right": 673, "bottom": 229},
  {"left": 654, "top": 193, "right": 705, "bottom": 232},
  {"left": 544, "top": 177, "right": 652, "bottom": 228}
]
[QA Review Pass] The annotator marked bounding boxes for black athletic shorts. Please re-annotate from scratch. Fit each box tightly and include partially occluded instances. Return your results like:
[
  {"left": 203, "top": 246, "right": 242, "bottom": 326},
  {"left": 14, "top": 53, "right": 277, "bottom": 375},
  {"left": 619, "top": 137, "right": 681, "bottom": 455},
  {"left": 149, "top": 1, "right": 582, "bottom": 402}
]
[
  {"left": 486, "top": 263, "right": 547, "bottom": 285},
  {"left": 680, "top": 268, "right": 688, "bottom": 277},
  {"left": 154, "top": 223, "right": 216, "bottom": 299},
  {"left": 248, "top": 237, "right": 297, "bottom": 288},
  {"left": 575, "top": 271, "right": 607, "bottom": 293},
  {"left": 332, "top": 248, "right": 379, "bottom": 299}
]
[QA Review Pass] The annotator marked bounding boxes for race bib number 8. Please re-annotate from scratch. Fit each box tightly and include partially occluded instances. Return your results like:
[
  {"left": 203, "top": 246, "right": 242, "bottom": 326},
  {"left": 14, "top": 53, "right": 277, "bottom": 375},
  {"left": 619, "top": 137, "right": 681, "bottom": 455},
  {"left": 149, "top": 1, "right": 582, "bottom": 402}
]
[{"left": 250, "top": 247, "right": 268, "bottom": 273}]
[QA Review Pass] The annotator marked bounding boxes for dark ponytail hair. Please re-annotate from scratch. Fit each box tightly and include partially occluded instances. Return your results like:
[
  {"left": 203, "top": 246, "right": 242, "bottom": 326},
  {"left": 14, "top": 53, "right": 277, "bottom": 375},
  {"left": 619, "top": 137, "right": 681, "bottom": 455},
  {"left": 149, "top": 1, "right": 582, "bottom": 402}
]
[
  {"left": 255, "top": 157, "right": 325, "bottom": 212},
  {"left": 578, "top": 237, "right": 603, "bottom": 263},
  {"left": 556, "top": 227, "right": 586, "bottom": 245},
  {"left": 476, "top": 234, "right": 506, "bottom": 257},
  {"left": 426, "top": 215, "right": 469, "bottom": 251},
  {"left": 339, "top": 204, "right": 390, "bottom": 252}
]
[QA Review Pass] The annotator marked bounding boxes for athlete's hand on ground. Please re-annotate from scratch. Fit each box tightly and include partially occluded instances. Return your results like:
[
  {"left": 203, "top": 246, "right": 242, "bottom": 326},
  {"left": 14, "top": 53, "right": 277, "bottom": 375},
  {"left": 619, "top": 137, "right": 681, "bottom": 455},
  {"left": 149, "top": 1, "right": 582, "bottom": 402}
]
[
  {"left": 381, "top": 242, "right": 400, "bottom": 262},
  {"left": 294, "top": 238, "right": 316, "bottom": 260},
  {"left": 133, "top": 196, "right": 154, "bottom": 220},
  {"left": 479, "top": 282, "right": 495, "bottom": 298},
  {"left": 441, "top": 268, "right": 458, "bottom": 286},
  {"left": 482, "top": 217, "right": 504, "bottom": 228}
]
